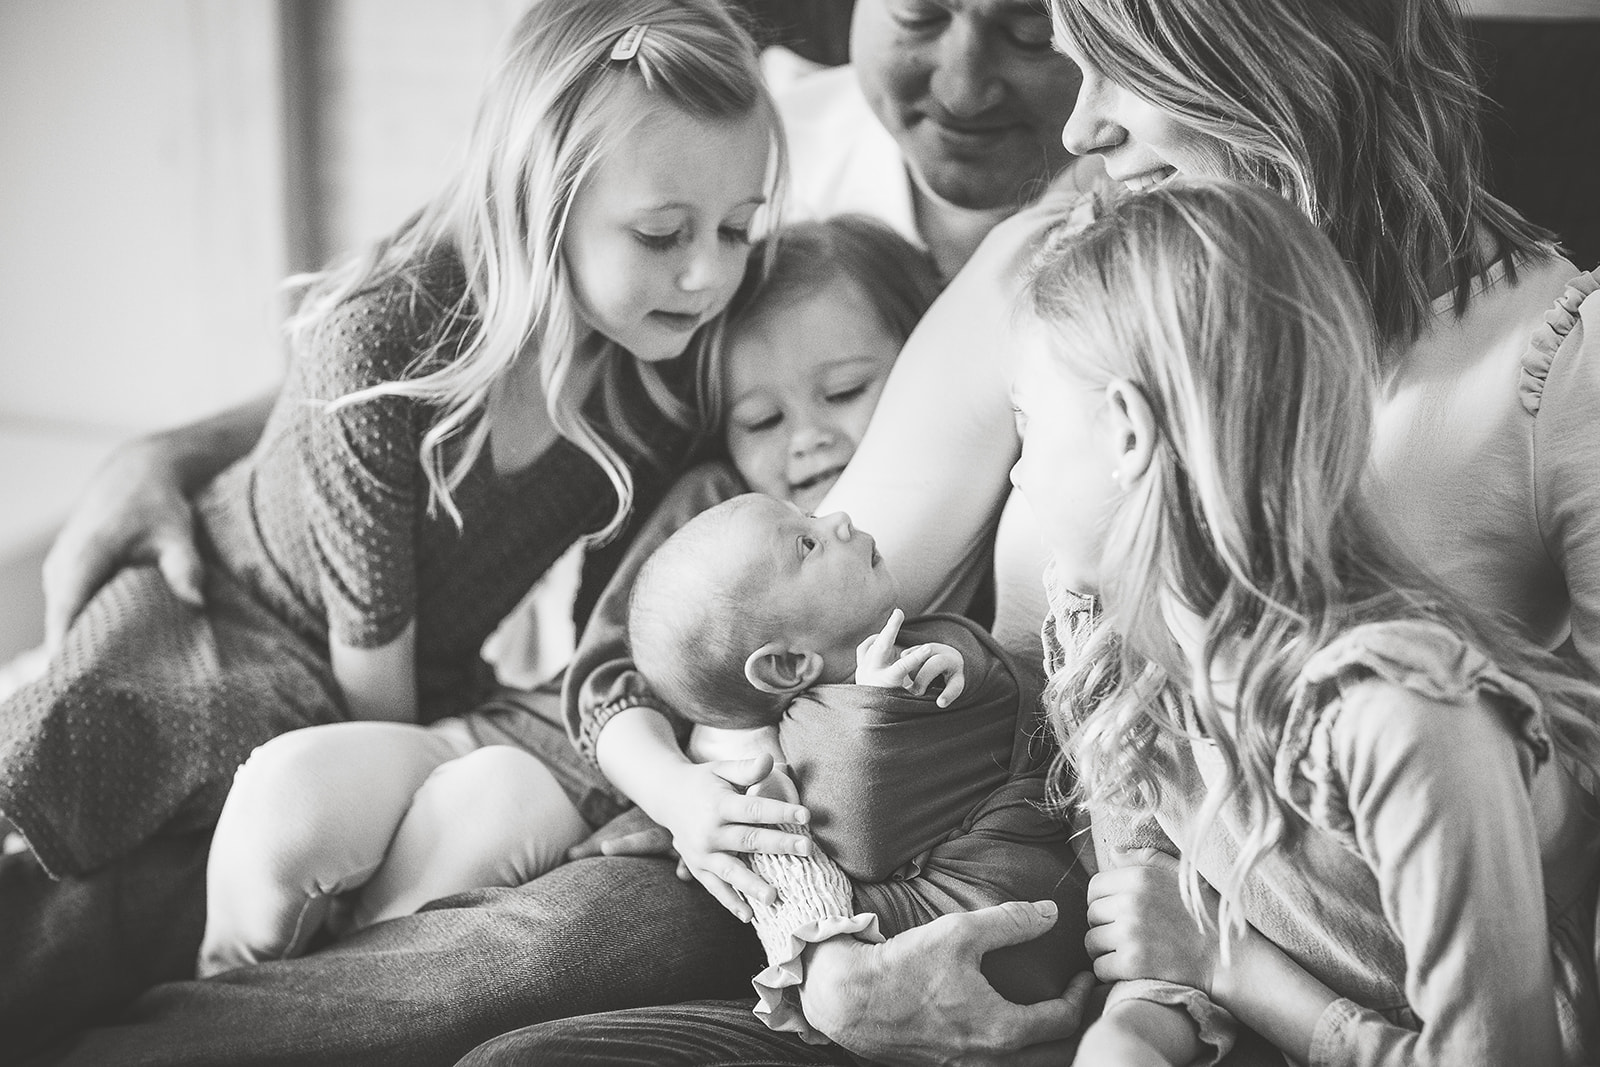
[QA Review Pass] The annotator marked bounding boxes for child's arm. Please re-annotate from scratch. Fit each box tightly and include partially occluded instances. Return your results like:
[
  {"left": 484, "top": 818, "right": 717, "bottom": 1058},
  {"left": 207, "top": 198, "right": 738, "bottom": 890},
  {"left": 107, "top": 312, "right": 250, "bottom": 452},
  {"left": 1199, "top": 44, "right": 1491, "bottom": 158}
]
[
  {"left": 854, "top": 608, "right": 967, "bottom": 707},
  {"left": 1074, "top": 999, "right": 1203, "bottom": 1067},
  {"left": 329, "top": 620, "right": 418, "bottom": 722},
  {"left": 562, "top": 463, "right": 812, "bottom": 916},
  {"left": 1094, "top": 681, "right": 1567, "bottom": 1066}
]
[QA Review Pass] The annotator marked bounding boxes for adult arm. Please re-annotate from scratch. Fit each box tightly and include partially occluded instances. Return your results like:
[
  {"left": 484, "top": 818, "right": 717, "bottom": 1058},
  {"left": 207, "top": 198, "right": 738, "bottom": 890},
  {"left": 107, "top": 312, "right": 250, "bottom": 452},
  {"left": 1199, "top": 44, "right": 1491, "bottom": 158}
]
[
  {"left": 814, "top": 199, "right": 1067, "bottom": 614},
  {"left": 42, "top": 393, "right": 274, "bottom": 647}
]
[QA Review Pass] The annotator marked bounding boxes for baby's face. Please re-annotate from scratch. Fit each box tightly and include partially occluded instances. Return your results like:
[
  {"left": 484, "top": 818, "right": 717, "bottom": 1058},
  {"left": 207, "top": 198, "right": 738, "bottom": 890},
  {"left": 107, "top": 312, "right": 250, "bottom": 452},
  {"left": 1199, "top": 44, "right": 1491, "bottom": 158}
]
[
  {"left": 718, "top": 494, "right": 902, "bottom": 648},
  {"left": 722, "top": 276, "right": 901, "bottom": 512}
]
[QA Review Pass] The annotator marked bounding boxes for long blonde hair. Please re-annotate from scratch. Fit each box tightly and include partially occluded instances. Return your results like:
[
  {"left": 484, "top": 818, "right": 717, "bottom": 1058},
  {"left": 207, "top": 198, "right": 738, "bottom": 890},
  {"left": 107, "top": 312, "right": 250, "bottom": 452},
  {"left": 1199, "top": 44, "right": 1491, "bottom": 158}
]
[
  {"left": 1032, "top": 179, "right": 1600, "bottom": 941},
  {"left": 1049, "top": 0, "right": 1556, "bottom": 346},
  {"left": 289, "top": 0, "right": 784, "bottom": 540}
]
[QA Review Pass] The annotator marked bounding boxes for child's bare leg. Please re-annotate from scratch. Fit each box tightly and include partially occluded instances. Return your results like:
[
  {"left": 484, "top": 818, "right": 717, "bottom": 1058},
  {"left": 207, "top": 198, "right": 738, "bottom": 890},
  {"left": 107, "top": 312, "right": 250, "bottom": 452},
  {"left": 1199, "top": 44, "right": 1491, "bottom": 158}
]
[
  {"left": 198, "top": 720, "right": 472, "bottom": 977},
  {"left": 352, "top": 745, "right": 587, "bottom": 929}
]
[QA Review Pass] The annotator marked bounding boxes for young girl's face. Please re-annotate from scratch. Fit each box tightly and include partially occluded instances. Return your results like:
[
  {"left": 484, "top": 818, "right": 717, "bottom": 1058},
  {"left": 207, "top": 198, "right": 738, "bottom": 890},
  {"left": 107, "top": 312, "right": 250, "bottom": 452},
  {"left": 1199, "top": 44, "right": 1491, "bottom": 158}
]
[
  {"left": 723, "top": 276, "right": 902, "bottom": 512},
  {"left": 1009, "top": 325, "right": 1120, "bottom": 595},
  {"left": 564, "top": 88, "right": 771, "bottom": 363}
]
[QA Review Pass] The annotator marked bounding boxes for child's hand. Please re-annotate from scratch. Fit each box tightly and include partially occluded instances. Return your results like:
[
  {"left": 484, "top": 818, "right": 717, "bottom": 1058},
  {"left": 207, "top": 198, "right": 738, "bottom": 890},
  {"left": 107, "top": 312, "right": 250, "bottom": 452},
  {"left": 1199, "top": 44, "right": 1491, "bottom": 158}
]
[
  {"left": 654, "top": 755, "right": 813, "bottom": 922},
  {"left": 855, "top": 609, "right": 967, "bottom": 707},
  {"left": 566, "top": 807, "right": 674, "bottom": 861},
  {"left": 1084, "top": 849, "right": 1221, "bottom": 995}
]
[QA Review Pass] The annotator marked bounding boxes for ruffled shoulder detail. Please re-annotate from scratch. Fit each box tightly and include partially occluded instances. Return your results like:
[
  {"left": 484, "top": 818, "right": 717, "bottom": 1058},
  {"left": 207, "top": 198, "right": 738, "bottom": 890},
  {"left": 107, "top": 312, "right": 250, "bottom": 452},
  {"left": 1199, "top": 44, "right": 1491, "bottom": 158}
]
[
  {"left": 1274, "top": 620, "right": 1550, "bottom": 837},
  {"left": 1520, "top": 269, "right": 1599, "bottom": 415}
]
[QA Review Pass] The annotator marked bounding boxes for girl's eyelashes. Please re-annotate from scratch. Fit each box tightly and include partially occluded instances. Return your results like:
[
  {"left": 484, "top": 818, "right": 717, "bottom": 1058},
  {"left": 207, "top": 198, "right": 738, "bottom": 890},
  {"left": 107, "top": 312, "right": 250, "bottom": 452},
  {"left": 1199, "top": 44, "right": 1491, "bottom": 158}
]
[
  {"left": 634, "top": 225, "right": 751, "bottom": 250},
  {"left": 738, "top": 411, "right": 780, "bottom": 433},
  {"left": 633, "top": 229, "right": 683, "bottom": 251},
  {"left": 825, "top": 383, "right": 868, "bottom": 405}
]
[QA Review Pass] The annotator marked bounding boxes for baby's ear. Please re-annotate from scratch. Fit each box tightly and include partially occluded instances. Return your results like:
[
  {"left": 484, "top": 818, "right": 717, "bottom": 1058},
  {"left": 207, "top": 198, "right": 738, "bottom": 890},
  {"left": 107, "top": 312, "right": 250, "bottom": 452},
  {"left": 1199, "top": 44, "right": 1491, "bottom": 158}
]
[{"left": 744, "top": 641, "right": 824, "bottom": 696}]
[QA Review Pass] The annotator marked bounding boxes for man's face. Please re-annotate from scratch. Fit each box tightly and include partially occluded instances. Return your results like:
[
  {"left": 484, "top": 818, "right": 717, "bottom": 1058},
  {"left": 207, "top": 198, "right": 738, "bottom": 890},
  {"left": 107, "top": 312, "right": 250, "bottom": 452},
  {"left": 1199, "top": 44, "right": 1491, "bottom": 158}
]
[{"left": 850, "top": 0, "right": 1081, "bottom": 211}]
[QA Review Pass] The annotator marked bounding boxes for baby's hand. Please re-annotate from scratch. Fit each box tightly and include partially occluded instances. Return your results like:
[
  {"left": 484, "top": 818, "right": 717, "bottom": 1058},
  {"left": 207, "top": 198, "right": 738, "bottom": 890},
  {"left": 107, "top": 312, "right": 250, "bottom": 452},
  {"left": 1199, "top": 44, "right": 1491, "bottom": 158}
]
[
  {"left": 1084, "top": 849, "right": 1221, "bottom": 995},
  {"left": 855, "top": 609, "right": 967, "bottom": 707}
]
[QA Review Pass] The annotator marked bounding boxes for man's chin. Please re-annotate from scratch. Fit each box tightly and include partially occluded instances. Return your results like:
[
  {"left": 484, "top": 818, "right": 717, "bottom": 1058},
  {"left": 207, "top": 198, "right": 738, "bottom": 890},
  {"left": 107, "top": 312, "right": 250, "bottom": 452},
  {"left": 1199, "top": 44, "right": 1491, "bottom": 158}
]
[{"left": 910, "top": 158, "right": 1046, "bottom": 212}]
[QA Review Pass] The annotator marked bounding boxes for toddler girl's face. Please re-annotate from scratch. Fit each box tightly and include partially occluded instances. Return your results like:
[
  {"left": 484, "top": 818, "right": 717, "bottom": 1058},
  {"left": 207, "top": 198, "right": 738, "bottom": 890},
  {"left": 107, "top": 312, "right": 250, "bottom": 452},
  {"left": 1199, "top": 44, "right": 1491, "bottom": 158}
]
[
  {"left": 564, "top": 87, "right": 771, "bottom": 363},
  {"left": 723, "top": 276, "right": 901, "bottom": 512},
  {"left": 1008, "top": 324, "right": 1119, "bottom": 596}
]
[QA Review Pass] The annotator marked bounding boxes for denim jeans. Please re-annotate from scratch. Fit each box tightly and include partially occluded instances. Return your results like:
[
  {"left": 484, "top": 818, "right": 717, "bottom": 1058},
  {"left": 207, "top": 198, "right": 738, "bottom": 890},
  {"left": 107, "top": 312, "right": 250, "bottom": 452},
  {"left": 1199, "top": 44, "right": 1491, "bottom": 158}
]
[
  {"left": 455, "top": 999, "right": 1291, "bottom": 1067},
  {"left": 10, "top": 843, "right": 762, "bottom": 1067},
  {"left": 2, "top": 830, "right": 211, "bottom": 1060},
  {"left": 456, "top": 999, "right": 859, "bottom": 1067}
]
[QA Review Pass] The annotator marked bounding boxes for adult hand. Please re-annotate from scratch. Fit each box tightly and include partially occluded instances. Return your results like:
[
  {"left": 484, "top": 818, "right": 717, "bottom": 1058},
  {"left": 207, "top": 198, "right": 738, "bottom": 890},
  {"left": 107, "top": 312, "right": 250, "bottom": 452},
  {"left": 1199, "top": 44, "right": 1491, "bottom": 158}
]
[
  {"left": 42, "top": 436, "right": 206, "bottom": 650},
  {"left": 801, "top": 900, "right": 1096, "bottom": 1065},
  {"left": 1084, "top": 849, "right": 1220, "bottom": 994},
  {"left": 653, "top": 754, "right": 813, "bottom": 921}
]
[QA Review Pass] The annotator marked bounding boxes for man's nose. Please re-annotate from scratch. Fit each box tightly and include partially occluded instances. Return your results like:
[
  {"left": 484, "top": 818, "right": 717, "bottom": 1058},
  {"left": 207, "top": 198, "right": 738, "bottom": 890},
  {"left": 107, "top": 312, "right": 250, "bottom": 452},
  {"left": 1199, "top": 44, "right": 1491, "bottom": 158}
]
[{"left": 929, "top": 23, "right": 1004, "bottom": 117}]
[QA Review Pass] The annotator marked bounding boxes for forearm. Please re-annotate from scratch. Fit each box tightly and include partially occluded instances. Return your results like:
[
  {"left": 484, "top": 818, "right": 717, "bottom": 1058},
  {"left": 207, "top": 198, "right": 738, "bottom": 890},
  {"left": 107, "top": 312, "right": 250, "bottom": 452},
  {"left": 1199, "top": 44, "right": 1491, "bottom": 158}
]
[
  {"left": 1076, "top": 999, "right": 1201, "bottom": 1067},
  {"left": 147, "top": 393, "right": 275, "bottom": 492},
  {"left": 593, "top": 705, "right": 698, "bottom": 818},
  {"left": 1206, "top": 927, "right": 1335, "bottom": 1064},
  {"left": 816, "top": 211, "right": 1043, "bottom": 613}
]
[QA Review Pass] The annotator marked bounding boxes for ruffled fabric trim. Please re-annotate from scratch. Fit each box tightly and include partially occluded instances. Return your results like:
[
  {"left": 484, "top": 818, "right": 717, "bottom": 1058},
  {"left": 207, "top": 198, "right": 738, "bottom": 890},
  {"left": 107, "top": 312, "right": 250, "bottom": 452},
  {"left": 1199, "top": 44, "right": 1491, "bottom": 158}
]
[
  {"left": 1275, "top": 620, "right": 1550, "bottom": 838},
  {"left": 1520, "top": 269, "right": 1599, "bottom": 415},
  {"left": 742, "top": 766, "right": 886, "bottom": 1043},
  {"left": 1104, "top": 979, "right": 1238, "bottom": 1066},
  {"left": 751, "top": 911, "right": 885, "bottom": 1044}
]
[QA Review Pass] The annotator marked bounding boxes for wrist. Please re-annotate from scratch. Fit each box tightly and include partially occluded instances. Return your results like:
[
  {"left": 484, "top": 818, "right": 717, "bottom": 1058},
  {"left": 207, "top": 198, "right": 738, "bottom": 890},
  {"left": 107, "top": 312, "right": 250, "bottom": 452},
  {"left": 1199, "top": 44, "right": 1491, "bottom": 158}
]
[
  {"left": 1207, "top": 925, "right": 1260, "bottom": 1008},
  {"left": 799, "top": 936, "right": 879, "bottom": 1036}
]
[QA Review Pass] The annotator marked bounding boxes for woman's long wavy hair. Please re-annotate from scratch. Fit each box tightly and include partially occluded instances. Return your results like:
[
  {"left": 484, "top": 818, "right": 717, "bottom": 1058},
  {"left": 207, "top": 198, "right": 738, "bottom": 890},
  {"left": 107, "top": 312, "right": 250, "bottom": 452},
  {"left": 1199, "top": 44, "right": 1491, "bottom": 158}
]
[
  {"left": 288, "top": 0, "right": 785, "bottom": 540},
  {"left": 1049, "top": 0, "right": 1556, "bottom": 346},
  {"left": 1033, "top": 180, "right": 1600, "bottom": 943}
]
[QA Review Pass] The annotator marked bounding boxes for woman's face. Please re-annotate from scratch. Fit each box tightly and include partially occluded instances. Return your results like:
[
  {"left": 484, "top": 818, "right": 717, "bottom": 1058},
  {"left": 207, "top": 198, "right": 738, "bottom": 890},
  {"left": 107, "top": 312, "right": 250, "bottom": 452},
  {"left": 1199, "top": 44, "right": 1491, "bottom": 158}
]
[
  {"left": 564, "top": 87, "right": 771, "bottom": 363},
  {"left": 1052, "top": 29, "right": 1227, "bottom": 191}
]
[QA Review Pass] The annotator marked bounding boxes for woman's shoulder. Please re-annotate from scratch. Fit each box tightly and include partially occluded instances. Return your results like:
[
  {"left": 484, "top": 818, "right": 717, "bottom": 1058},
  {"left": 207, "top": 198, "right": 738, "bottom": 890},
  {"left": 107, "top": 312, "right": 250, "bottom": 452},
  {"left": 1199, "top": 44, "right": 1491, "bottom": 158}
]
[
  {"left": 1274, "top": 620, "right": 1552, "bottom": 824},
  {"left": 1517, "top": 261, "right": 1599, "bottom": 416}
]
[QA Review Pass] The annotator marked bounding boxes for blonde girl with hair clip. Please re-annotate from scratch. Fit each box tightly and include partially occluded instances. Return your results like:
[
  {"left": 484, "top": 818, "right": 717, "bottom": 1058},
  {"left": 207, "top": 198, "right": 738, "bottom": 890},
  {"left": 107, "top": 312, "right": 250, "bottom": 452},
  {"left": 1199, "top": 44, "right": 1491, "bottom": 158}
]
[
  {"left": 0, "top": 0, "right": 783, "bottom": 962},
  {"left": 1010, "top": 179, "right": 1600, "bottom": 1066}
]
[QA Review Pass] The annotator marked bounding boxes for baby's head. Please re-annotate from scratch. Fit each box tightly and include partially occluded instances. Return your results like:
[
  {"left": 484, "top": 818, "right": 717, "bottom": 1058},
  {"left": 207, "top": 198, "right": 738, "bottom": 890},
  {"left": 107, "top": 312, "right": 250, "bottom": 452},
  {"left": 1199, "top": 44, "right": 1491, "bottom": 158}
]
[
  {"left": 628, "top": 494, "right": 901, "bottom": 728},
  {"left": 715, "top": 215, "right": 942, "bottom": 512}
]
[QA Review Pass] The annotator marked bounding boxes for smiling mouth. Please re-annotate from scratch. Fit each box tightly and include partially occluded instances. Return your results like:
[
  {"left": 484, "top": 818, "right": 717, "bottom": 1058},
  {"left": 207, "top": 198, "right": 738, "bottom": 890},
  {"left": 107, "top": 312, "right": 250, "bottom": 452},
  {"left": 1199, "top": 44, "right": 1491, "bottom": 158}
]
[
  {"left": 790, "top": 467, "right": 842, "bottom": 495},
  {"left": 1116, "top": 167, "right": 1177, "bottom": 192}
]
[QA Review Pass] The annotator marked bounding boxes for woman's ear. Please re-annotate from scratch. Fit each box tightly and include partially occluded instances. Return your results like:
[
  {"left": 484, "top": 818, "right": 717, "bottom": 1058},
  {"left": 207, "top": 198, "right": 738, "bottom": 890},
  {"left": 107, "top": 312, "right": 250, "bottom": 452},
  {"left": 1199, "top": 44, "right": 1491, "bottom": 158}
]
[
  {"left": 744, "top": 642, "right": 825, "bottom": 696},
  {"left": 1105, "top": 378, "right": 1157, "bottom": 486}
]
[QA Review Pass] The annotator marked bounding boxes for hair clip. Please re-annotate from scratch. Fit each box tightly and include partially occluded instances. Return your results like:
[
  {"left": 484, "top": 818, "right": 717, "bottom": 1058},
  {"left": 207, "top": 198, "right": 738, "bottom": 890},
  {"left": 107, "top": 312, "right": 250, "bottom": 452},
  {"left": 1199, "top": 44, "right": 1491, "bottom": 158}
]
[{"left": 610, "top": 24, "right": 648, "bottom": 62}]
